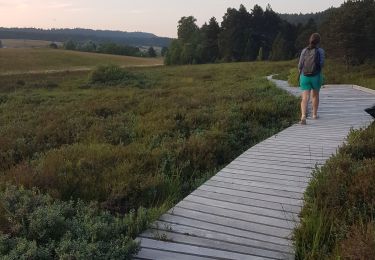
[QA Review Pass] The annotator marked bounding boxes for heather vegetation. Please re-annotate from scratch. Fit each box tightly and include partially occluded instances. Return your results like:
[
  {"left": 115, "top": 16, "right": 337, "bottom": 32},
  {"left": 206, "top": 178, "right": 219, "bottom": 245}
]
[
  {"left": 0, "top": 61, "right": 299, "bottom": 258},
  {"left": 0, "top": 185, "right": 155, "bottom": 259}
]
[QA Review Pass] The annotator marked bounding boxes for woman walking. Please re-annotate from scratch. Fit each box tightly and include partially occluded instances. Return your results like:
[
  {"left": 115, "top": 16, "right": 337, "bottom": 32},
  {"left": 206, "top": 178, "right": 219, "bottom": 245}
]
[{"left": 298, "top": 33, "right": 325, "bottom": 125}]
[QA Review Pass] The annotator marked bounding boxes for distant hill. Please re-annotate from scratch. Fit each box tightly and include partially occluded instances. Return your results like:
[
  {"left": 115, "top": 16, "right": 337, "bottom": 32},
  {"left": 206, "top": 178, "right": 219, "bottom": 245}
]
[
  {"left": 279, "top": 7, "right": 337, "bottom": 26},
  {"left": 0, "top": 28, "right": 172, "bottom": 47}
]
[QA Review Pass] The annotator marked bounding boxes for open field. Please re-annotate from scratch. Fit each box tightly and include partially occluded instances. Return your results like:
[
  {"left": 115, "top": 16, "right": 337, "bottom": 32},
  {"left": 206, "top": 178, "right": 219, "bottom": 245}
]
[
  {"left": 0, "top": 48, "right": 163, "bottom": 74},
  {"left": 0, "top": 61, "right": 299, "bottom": 257},
  {"left": 1, "top": 39, "right": 63, "bottom": 48}
]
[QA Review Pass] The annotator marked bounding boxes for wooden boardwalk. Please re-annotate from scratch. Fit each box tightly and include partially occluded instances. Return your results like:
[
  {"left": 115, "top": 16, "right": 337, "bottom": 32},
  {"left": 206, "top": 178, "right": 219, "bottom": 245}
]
[{"left": 135, "top": 78, "right": 375, "bottom": 260}]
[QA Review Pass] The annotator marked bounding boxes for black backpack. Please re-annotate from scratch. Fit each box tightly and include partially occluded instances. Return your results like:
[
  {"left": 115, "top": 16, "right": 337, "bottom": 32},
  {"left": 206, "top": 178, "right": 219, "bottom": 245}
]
[{"left": 302, "top": 48, "right": 320, "bottom": 76}]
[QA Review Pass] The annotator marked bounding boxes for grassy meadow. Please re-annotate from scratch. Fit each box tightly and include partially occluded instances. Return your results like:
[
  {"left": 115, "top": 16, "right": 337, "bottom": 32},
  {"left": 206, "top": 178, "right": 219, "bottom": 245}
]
[
  {"left": 1, "top": 39, "right": 63, "bottom": 48},
  {"left": 0, "top": 57, "right": 300, "bottom": 258},
  {"left": 0, "top": 48, "right": 163, "bottom": 74}
]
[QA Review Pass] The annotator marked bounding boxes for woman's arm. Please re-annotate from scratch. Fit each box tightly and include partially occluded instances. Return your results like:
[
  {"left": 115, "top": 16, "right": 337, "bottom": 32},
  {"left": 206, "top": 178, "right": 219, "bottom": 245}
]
[{"left": 319, "top": 48, "right": 325, "bottom": 69}]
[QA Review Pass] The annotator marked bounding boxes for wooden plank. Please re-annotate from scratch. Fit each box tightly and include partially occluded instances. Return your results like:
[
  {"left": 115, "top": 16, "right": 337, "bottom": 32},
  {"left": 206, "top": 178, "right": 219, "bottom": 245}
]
[
  {"left": 192, "top": 189, "right": 301, "bottom": 214},
  {"left": 221, "top": 167, "right": 310, "bottom": 184},
  {"left": 134, "top": 247, "right": 213, "bottom": 260},
  {"left": 150, "top": 220, "right": 293, "bottom": 254},
  {"left": 158, "top": 214, "right": 291, "bottom": 246},
  {"left": 227, "top": 162, "right": 311, "bottom": 176},
  {"left": 184, "top": 194, "right": 298, "bottom": 220},
  {"left": 240, "top": 151, "right": 327, "bottom": 162},
  {"left": 251, "top": 140, "right": 338, "bottom": 151},
  {"left": 141, "top": 230, "right": 292, "bottom": 260},
  {"left": 166, "top": 207, "right": 292, "bottom": 238},
  {"left": 242, "top": 150, "right": 328, "bottom": 161},
  {"left": 239, "top": 152, "right": 327, "bottom": 163},
  {"left": 139, "top": 238, "right": 259, "bottom": 260},
  {"left": 217, "top": 171, "right": 308, "bottom": 188},
  {"left": 261, "top": 139, "right": 342, "bottom": 148},
  {"left": 176, "top": 200, "right": 296, "bottom": 229},
  {"left": 245, "top": 146, "right": 336, "bottom": 157},
  {"left": 211, "top": 175, "right": 305, "bottom": 193},
  {"left": 198, "top": 185, "right": 302, "bottom": 207},
  {"left": 205, "top": 179, "right": 303, "bottom": 200},
  {"left": 234, "top": 157, "right": 323, "bottom": 169}
]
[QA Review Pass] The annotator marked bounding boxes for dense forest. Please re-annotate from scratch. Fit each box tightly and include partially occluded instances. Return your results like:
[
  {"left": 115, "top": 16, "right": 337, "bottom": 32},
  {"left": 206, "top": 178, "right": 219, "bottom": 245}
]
[
  {"left": 0, "top": 28, "right": 172, "bottom": 48},
  {"left": 166, "top": 0, "right": 375, "bottom": 66},
  {"left": 278, "top": 8, "right": 335, "bottom": 25}
]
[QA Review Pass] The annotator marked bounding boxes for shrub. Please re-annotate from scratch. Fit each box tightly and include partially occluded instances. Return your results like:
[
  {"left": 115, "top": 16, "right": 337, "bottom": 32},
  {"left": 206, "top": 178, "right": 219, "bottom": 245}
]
[
  {"left": 0, "top": 185, "right": 156, "bottom": 259},
  {"left": 16, "top": 80, "right": 25, "bottom": 86},
  {"left": 89, "top": 65, "right": 136, "bottom": 85},
  {"left": 49, "top": 43, "right": 58, "bottom": 49}
]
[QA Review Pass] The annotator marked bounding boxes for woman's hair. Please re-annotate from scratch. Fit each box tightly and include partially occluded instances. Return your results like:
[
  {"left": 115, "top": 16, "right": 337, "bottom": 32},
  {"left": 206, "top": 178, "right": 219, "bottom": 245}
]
[{"left": 309, "top": 33, "right": 321, "bottom": 49}]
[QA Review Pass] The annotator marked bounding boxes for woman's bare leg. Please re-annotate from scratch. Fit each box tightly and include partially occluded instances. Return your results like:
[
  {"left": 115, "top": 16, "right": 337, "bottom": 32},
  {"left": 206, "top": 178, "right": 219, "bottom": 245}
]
[
  {"left": 300, "top": 90, "right": 310, "bottom": 124},
  {"left": 311, "top": 89, "right": 320, "bottom": 118}
]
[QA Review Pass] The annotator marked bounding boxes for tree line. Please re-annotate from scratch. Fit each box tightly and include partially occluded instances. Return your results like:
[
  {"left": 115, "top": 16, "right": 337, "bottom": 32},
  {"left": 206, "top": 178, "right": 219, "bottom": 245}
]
[
  {"left": 166, "top": 1, "right": 375, "bottom": 66},
  {"left": 63, "top": 40, "right": 160, "bottom": 58}
]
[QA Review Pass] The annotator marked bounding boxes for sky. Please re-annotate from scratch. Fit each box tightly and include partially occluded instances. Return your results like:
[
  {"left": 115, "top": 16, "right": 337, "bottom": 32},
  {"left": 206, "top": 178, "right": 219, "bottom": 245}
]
[{"left": 0, "top": 0, "right": 345, "bottom": 38}]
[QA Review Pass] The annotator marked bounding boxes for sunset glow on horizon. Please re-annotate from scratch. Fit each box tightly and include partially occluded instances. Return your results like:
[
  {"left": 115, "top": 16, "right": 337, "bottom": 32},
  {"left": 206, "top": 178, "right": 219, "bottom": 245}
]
[{"left": 0, "top": 0, "right": 345, "bottom": 37}]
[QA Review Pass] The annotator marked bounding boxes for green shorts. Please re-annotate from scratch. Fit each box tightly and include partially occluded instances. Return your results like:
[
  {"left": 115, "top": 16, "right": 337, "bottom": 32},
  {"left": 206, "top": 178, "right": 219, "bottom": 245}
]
[{"left": 299, "top": 73, "right": 323, "bottom": 91}]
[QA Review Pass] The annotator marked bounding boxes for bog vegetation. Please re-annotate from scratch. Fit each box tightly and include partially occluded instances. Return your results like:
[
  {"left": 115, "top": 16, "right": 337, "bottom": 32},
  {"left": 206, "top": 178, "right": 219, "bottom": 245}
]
[
  {"left": 294, "top": 122, "right": 375, "bottom": 259},
  {"left": 0, "top": 61, "right": 299, "bottom": 258}
]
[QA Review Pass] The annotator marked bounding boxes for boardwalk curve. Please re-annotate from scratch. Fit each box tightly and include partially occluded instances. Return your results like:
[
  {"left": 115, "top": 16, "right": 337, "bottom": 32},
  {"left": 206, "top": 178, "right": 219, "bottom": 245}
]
[{"left": 135, "top": 77, "right": 375, "bottom": 260}]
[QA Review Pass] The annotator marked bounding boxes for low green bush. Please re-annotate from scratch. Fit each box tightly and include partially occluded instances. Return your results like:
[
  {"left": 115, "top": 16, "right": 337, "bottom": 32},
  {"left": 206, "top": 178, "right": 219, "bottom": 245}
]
[
  {"left": 0, "top": 185, "right": 158, "bottom": 259},
  {"left": 89, "top": 65, "right": 136, "bottom": 85},
  {"left": 89, "top": 65, "right": 153, "bottom": 88}
]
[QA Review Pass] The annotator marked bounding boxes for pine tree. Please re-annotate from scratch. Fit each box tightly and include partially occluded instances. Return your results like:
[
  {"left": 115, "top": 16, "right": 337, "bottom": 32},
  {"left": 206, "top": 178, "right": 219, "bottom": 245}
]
[
  {"left": 321, "top": 0, "right": 375, "bottom": 65},
  {"left": 200, "top": 17, "right": 220, "bottom": 63},
  {"left": 295, "top": 18, "right": 317, "bottom": 52}
]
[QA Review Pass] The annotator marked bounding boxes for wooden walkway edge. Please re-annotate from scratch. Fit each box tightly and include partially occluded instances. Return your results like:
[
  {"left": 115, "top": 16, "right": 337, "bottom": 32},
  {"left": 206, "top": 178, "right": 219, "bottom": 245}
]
[{"left": 135, "top": 77, "right": 375, "bottom": 260}]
